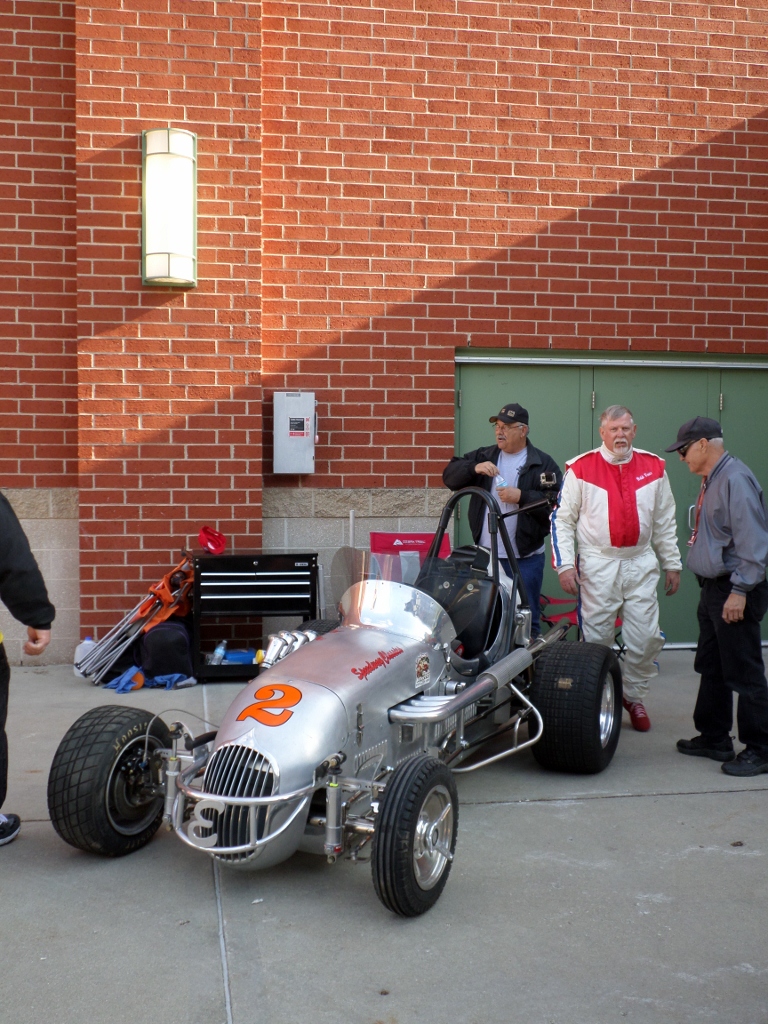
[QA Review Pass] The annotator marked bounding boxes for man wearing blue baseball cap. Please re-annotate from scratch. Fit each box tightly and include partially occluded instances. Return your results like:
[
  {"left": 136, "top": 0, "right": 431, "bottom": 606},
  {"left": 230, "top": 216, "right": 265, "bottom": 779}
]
[{"left": 667, "top": 417, "right": 768, "bottom": 776}]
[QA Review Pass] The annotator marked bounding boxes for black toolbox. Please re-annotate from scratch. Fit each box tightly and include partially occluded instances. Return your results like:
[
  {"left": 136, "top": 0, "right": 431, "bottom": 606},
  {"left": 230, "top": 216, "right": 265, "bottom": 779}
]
[{"left": 192, "top": 552, "right": 319, "bottom": 682}]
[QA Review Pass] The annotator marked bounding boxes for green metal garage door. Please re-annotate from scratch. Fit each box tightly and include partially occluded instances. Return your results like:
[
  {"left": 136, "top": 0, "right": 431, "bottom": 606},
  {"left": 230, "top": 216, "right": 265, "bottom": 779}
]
[{"left": 454, "top": 353, "right": 768, "bottom": 644}]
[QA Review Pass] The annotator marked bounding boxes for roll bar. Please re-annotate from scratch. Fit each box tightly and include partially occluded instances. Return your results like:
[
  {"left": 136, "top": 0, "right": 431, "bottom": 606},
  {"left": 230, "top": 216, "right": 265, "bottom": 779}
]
[{"left": 423, "top": 486, "right": 530, "bottom": 607}]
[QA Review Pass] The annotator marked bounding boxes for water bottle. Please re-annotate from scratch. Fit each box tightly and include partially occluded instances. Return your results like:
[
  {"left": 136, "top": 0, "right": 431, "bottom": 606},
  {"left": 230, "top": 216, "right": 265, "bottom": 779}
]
[
  {"left": 74, "top": 636, "right": 96, "bottom": 677},
  {"left": 209, "top": 640, "right": 228, "bottom": 665}
]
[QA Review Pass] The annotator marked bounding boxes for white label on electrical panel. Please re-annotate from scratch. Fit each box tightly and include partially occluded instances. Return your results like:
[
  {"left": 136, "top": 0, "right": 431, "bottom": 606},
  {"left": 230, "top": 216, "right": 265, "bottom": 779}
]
[{"left": 289, "top": 417, "right": 310, "bottom": 437}]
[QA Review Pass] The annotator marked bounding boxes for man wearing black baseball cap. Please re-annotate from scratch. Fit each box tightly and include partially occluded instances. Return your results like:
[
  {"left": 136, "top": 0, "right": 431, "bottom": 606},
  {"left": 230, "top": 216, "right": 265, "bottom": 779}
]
[
  {"left": 443, "top": 403, "right": 561, "bottom": 635},
  {"left": 667, "top": 417, "right": 768, "bottom": 776},
  {"left": 664, "top": 416, "right": 724, "bottom": 452}
]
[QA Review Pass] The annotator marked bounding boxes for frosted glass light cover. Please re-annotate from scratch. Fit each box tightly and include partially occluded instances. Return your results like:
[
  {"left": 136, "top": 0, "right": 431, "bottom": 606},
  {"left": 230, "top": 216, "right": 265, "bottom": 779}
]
[{"left": 142, "top": 129, "right": 197, "bottom": 286}]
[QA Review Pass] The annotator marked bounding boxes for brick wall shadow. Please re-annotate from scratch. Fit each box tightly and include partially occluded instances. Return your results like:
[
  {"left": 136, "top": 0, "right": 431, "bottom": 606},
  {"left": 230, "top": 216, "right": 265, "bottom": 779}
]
[
  {"left": 361, "top": 111, "right": 768, "bottom": 355},
  {"left": 263, "top": 113, "right": 768, "bottom": 488}
]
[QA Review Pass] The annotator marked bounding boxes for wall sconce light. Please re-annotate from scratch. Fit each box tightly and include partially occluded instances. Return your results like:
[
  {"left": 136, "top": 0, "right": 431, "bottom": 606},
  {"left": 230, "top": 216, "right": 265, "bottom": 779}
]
[{"left": 142, "top": 128, "right": 197, "bottom": 286}]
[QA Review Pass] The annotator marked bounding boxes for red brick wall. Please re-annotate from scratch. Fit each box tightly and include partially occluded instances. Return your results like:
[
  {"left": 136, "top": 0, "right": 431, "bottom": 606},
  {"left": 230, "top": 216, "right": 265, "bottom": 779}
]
[
  {"left": 260, "top": 0, "right": 768, "bottom": 490},
  {"left": 0, "top": 1, "right": 76, "bottom": 488},
  {"left": 6, "top": 1, "right": 768, "bottom": 629},
  {"left": 76, "top": 0, "right": 262, "bottom": 631}
]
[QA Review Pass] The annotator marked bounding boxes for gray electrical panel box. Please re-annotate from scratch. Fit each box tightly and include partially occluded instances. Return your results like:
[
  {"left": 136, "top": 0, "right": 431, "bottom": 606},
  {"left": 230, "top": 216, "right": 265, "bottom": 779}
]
[{"left": 273, "top": 391, "right": 316, "bottom": 474}]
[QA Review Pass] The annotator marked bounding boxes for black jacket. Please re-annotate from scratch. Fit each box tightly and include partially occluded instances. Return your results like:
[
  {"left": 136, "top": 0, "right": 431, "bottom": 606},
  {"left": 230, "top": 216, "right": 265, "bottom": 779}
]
[
  {"left": 442, "top": 442, "right": 562, "bottom": 558},
  {"left": 0, "top": 493, "right": 55, "bottom": 630}
]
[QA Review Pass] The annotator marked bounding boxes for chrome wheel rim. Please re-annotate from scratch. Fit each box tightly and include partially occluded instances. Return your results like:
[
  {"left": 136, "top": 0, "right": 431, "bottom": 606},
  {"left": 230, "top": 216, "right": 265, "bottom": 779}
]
[
  {"left": 599, "top": 676, "right": 615, "bottom": 748},
  {"left": 413, "top": 784, "right": 454, "bottom": 890}
]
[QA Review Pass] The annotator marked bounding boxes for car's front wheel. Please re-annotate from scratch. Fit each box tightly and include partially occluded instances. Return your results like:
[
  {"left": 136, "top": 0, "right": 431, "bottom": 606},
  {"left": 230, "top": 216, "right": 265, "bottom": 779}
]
[
  {"left": 47, "top": 705, "right": 171, "bottom": 856},
  {"left": 529, "top": 641, "right": 622, "bottom": 774},
  {"left": 372, "top": 755, "right": 458, "bottom": 917}
]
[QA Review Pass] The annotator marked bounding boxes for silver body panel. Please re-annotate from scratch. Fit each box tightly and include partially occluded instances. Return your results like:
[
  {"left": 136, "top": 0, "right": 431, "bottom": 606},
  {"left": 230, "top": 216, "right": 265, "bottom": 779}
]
[
  {"left": 173, "top": 577, "right": 530, "bottom": 868},
  {"left": 176, "top": 581, "right": 462, "bottom": 868}
]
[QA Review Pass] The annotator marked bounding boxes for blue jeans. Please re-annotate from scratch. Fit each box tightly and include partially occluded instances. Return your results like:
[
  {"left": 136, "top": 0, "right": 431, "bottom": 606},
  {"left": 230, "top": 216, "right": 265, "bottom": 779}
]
[{"left": 501, "top": 552, "right": 545, "bottom": 636}]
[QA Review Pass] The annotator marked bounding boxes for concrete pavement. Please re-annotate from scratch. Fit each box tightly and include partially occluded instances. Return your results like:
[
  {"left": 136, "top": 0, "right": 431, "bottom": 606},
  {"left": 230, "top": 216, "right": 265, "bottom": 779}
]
[{"left": 2, "top": 652, "right": 767, "bottom": 1024}]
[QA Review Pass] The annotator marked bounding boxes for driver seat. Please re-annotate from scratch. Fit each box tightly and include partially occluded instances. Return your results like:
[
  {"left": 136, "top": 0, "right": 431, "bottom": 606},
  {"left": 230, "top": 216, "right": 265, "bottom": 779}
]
[{"left": 415, "top": 551, "right": 499, "bottom": 659}]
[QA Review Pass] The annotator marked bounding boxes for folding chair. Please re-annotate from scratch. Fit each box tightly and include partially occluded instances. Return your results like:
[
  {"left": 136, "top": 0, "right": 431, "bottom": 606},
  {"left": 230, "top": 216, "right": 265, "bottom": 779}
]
[{"left": 539, "top": 594, "right": 626, "bottom": 659}]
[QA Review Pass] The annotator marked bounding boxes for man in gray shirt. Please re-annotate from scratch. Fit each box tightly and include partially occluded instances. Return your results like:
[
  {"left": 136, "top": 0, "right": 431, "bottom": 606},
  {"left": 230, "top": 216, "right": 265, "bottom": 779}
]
[{"left": 665, "top": 417, "right": 768, "bottom": 776}]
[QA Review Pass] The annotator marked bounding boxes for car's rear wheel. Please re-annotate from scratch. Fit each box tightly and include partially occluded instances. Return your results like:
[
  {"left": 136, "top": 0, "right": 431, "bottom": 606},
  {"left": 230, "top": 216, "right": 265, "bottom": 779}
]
[
  {"left": 47, "top": 706, "right": 171, "bottom": 856},
  {"left": 372, "top": 755, "right": 458, "bottom": 917},
  {"left": 529, "top": 641, "right": 622, "bottom": 774},
  {"left": 300, "top": 617, "right": 341, "bottom": 635}
]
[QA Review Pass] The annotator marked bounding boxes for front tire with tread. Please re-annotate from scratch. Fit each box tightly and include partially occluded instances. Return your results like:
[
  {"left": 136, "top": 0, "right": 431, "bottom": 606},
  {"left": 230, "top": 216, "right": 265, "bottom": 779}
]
[
  {"left": 47, "top": 705, "right": 171, "bottom": 856},
  {"left": 372, "top": 755, "right": 458, "bottom": 917}
]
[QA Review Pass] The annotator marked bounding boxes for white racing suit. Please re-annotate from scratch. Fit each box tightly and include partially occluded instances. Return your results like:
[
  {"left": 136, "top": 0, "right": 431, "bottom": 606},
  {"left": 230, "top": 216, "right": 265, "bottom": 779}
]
[{"left": 551, "top": 445, "right": 682, "bottom": 702}]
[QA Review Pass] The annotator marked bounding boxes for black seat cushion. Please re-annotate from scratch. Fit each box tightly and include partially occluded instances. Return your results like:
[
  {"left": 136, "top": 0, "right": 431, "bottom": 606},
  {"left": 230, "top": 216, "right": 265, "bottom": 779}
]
[{"left": 416, "top": 556, "right": 499, "bottom": 659}]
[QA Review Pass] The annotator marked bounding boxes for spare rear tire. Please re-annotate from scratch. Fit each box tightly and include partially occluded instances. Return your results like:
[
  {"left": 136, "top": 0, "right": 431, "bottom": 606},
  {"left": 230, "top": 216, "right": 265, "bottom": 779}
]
[{"left": 529, "top": 641, "right": 622, "bottom": 774}]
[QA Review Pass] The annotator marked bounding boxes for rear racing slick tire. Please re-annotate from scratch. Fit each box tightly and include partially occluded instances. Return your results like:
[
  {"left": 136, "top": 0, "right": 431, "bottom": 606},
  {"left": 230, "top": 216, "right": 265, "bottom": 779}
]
[
  {"left": 529, "top": 641, "right": 622, "bottom": 774},
  {"left": 300, "top": 618, "right": 341, "bottom": 635},
  {"left": 372, "top": 755, "right": 458, "bottom": 917},
  {"left": 47, "top": 706, "right": 171, "bottom": 856}
]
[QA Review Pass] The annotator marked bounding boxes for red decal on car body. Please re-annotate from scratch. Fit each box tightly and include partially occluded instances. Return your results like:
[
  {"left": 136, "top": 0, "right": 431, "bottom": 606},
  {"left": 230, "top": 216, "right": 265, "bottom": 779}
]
[
  {"left": 351, "top": 646, "right": 404, "bottom": 680},
  {"left": 237, "top": 684, "right": 303, "bottom": 727}
]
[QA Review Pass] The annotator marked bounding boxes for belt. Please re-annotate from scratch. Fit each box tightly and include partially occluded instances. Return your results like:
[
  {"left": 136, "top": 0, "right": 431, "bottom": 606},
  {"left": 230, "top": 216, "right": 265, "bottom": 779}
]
[
  {"left": 696, "top": 574, "right": 730, "bottom": 587},
  {"left": 578, "top": 545, "right": 654, "bottom": 561}
]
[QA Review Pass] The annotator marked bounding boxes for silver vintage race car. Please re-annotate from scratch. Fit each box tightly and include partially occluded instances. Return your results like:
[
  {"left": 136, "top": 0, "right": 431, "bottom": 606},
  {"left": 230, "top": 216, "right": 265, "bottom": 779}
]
[{"left": 48, "top": 486, "right": 622, "bottom": 917}]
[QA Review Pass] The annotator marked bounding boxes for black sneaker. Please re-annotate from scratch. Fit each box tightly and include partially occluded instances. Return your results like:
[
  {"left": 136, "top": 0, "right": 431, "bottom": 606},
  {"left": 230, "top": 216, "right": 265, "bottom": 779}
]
[
  {"left": 0, "top": 813, "right": 21, "bottom": 846},
  {"left": 721, "top": 748, "right": 768, "bottom": 777},
  {"left": 677, "top": 735, "right": 735, "bottom": 762}
]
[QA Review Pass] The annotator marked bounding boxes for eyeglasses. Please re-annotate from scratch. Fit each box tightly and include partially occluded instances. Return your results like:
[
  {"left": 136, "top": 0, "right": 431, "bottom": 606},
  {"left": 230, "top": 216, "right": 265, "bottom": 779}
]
[
  {"left": 495, "top": 422, "right": 524, "bottom": 431},
  {"left": 679, "top": 439, "right": 705, "bottom": 459}
]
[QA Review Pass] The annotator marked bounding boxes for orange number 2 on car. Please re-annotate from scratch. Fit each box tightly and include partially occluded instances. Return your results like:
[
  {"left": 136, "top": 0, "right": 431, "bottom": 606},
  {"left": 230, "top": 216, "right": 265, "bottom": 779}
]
[{"left": 236, "top": 684, "right": 303, "bottom": 727}]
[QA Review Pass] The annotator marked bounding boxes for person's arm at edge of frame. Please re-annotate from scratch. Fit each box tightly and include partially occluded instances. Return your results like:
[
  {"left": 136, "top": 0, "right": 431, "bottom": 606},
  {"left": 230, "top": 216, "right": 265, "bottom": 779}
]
[
  {"left": 721, "top": 469, "right": 768, "bottom": 624},
  {"left": 0, "top": 494, "right": 54, "bottom": 655},
  {"left": 652, "top": 470, "right": 683, "bottom": 596},
  {"left": 551, "top": 468, "right": 581, "bottom": 596}
]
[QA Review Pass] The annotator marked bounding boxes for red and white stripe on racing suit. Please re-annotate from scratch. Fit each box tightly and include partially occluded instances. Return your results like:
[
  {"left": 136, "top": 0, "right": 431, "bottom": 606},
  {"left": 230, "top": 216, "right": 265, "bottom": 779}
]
[{"left": 551, "top": 447, "right": 682, "bottom": 572}]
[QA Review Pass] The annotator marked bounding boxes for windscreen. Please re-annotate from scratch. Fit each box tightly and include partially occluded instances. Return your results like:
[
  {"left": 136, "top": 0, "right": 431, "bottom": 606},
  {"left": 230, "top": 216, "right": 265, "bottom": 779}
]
[
  {"left": 340, "top": 579, "right": 456, "bottom": 646},
  {"left": 365, "top": 532, "right": 452, "bottom": 585}
]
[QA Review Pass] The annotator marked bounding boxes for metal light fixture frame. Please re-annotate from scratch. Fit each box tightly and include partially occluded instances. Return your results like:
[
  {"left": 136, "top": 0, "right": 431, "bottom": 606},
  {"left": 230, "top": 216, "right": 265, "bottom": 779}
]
[{"left": 141, "top": 127, "right": 198, "bottom": 287}]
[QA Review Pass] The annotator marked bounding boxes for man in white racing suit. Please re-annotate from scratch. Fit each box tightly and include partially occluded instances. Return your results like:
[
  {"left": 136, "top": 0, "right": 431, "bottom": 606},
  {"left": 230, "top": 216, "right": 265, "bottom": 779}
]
[{"left": 551, "top": 405, "right": 682, "bottom": 731}]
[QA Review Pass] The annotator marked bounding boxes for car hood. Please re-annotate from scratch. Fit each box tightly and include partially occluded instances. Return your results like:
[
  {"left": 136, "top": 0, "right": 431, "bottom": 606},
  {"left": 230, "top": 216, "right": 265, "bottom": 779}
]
[{"left": 214, "top": 625, "right": 448, "bottom": 789}]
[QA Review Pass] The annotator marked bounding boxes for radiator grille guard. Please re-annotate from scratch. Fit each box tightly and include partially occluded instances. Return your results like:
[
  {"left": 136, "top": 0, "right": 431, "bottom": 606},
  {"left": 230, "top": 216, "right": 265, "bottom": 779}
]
[
  {"left": 202, "top": 745, "right": 275, "bottom": 862},
  {"left": 174, "top": 743, "right": 314, "bottom": 861}
]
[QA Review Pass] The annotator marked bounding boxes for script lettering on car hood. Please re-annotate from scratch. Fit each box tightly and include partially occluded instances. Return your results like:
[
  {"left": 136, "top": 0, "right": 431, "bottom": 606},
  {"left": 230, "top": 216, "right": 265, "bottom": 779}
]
[{"left": 351, "top": 646, "right": 404, "bottom": 680}]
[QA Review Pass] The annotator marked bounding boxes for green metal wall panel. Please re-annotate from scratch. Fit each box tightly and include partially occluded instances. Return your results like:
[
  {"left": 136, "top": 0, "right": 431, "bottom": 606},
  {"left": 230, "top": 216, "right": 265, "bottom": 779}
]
[{"left": 455, "top": 359, "right": 768, "bottom": 644}]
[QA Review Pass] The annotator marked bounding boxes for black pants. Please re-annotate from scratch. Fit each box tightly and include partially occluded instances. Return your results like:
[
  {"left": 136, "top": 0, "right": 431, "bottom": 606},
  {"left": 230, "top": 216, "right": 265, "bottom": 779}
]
[
  {"left": 0, "top": 643, "right": 9, "bottom": 809},
  {"left": 693, "top": 577, "right": 768, "bottom": 754}
]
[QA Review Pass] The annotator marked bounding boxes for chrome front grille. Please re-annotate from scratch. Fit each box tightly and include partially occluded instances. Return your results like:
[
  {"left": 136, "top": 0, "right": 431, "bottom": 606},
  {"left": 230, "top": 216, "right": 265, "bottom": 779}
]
[{"left": 202, "top": 744, "right": 276, "bottom": 861}]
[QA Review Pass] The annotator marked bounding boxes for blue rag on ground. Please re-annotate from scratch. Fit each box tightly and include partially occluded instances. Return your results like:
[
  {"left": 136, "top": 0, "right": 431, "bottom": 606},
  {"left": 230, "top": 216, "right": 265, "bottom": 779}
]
[{"left": 103, "top": 666, "right": 195, "bottom": 693}]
